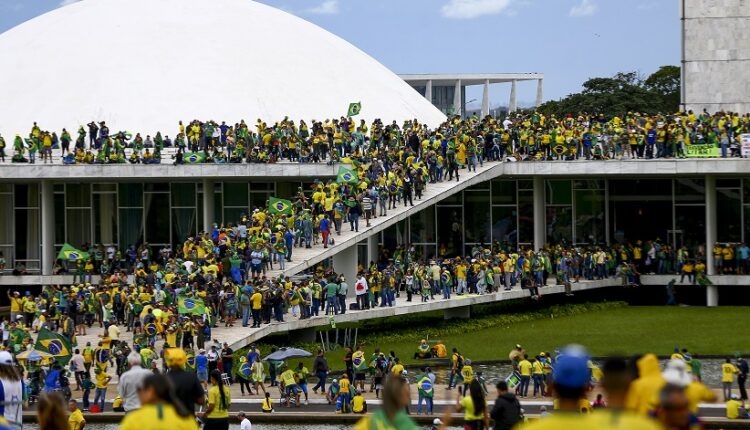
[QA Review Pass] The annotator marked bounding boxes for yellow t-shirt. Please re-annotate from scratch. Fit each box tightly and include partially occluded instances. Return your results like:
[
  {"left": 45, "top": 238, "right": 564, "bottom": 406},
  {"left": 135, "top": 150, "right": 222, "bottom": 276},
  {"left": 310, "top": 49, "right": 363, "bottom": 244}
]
[
  {"left": 339, "top": 377, "right": 351, "bottom": 393},
  {"left": 68, "top": 409, "right": 85, "bottom": 430},
  {"left": 207, "top": 385, "right": 231, "bottom": 419},
  {"left": 519, "top": 360, "right": 533, "bottom": 376},
  {"left": 280, "top": 369, "right": 297, "bottom": 387},
  {"left": 9, "top": 297, "right": 22, "bottom": 312},
  {"left": 722, "top": 363, "right": 738, "bottom": 383},
  {"left": 727, "top": 399, "right": 742, "bottom": 419},
  {"left": 461, "top": 365, "right": 473, "bottom": 384},
  {"left": 251, "top": 293, "right": 263, "bottom": 310},
  {"left": 352, "top": 395, "right": 366, "bottom": 413},
  {"left": 120, "top": 404, "right": 198, "bottom": 430},
  {"left": 95, "top": 372, "right": 109, "bottom": 389},
  {"left": 460, "top": 395, "right": 486, "bottom": 421},
  {"left": 588, "top": 410, "right": 663, "bottom": 430}
]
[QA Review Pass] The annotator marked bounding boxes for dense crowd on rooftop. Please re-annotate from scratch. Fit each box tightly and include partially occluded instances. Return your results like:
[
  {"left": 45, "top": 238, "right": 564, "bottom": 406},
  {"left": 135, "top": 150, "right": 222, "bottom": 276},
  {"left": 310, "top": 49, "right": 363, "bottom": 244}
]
[{"left": 1, "top": 110, "right": 750, "bottom": 165}]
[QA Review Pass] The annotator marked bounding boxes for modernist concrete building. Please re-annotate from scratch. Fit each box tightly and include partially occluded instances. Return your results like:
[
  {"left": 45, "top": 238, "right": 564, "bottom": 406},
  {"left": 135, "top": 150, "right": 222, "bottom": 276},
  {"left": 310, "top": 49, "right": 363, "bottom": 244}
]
[
  {"left": 400, "top": 73, "right": 545, "bottom": 116},
  {"left": 681, "top": 0, "right": 750, "bottom": 113}
]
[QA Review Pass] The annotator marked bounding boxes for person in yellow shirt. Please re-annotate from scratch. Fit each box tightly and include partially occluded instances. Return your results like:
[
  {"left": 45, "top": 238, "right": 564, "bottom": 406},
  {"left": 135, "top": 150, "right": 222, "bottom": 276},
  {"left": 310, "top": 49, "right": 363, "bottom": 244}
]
[
  {"left": 532, "top": 357, "right": 545, "bottom": 397},
  {"left": 518, "top": 355, "right": 532, "bottom": 397},
  {"left": 460, "top": 359, "right": 474, "bottom": 395},
  {"left": 68, "top": 399, "right": 86, "bottom": 430},
  {"left": 7, "top": 291, "right": 23, "bottom": 322},
  {"left": 352, "top": 390, "right": 367, "bottom": 414},
  {"left": 723, "top": 357, "right": 740, "bottom": 401},
  {"left": 120, "top": 374, "right": 198, "bottom": 430},
  {"left": 279, "top": 366, "right": 300, "bottom": 408},
  {"left": 726, "top": 395, "right": 746, "bottom": 419},
  {"left": 200, "top": 370, "right": 231, "bottom": 428}
]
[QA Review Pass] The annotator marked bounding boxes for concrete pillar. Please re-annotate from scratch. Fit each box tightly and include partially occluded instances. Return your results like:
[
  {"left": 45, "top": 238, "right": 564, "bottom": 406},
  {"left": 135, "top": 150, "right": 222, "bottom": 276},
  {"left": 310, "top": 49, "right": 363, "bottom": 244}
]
[
  {"left": 481, "top": 79, "right": 490, "bottom": 117},
  {"left": 333, "top": 245, "right": 358, "bottom": 299},
  {"left": 41, "top": 180, "right": 55, "bottom": 276},
  {"left": 203, "top": 179, "right": 215, "bottom": 233},
  {"left": 367, "top": 235, "right": 379, "bottom": 267},
  {"left": 533, "top": 177, "right": 545, "bottom": 251},
  {"left": 453, "top": 79, "right": 462, "bottom": 116},
  {"left": 535, "top": 79, "right": 544, "bottom": 107},
  {"left": 425, "top": 80, "right": 433, "bottom": 104},
  {"left": 444, "top": 306, "right": 470, "bottom": 320},
  {"left": 509, "top": 80, "right": 518, "bottom": 113},
  {"left": 705, "top": 175, "right": 718, "bottom": 306}
]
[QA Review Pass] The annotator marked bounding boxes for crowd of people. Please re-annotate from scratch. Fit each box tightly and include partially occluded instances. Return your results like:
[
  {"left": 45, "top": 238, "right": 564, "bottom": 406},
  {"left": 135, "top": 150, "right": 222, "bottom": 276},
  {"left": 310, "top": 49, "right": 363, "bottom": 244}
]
[{"left": 2, "top": 110, "right": 750, "bottom": 165}]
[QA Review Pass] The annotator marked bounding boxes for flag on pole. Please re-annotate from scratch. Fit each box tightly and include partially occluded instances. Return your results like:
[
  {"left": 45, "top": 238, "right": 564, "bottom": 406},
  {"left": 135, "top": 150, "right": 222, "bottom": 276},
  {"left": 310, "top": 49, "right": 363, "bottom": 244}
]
[
  {"left": 336, "top": 166, "right": 359, "bottom": 185},
  {"left": 34, "top": 328, "right": 72, "bottom": 365},
  {"left": 268, "top": 197, "right": 293, "bottom": 216},
  {"left": 347, "top": 102, "right": 361, "bottom": 117},
  {"left": 56, "top": 243, "right": 89, "bottom": 262},
  {"left": 177, "top": 295, "right": 206, "bottom": 316}
]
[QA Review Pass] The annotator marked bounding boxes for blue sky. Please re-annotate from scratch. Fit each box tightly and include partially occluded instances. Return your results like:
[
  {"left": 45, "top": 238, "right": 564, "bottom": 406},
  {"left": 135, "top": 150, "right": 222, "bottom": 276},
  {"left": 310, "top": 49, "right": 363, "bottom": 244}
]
[{"left": 0, "top": 0, "right": 679, "bottom": 107}]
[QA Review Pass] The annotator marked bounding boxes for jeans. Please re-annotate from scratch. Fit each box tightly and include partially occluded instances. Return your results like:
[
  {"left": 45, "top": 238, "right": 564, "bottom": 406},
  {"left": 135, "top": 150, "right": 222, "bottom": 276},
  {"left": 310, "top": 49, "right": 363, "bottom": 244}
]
[
  {"left": 417, "top": 394, "right": 433, "bottom": 414},
  {"left": 311, "top": 298, "right": 320, "bottom": 316},
  {"left": 326, "top": 296, "right": 337, "bottom": 315},
  {"left": 349, "top": 214, "right": 359, "bottom": 232},
  {"left": 519, "top": 375, "right": 530, "bottom": 397},
  {"left": 94, "top": 388, "right": 107, "bottom": 411},
  {"left": 83, "top": 388, "right": 91, "bottom": 409},
  {"left": 533, "top": 374, "right": 545, "bottom": 396},
  {"left": 338, "top": 295, "right": 346, "bottom": 314},
  {"left": 313, "top": 371, "right": 327, "bottom": 392},
  {"left": 442, "top": 284, "right": 451, "bottom": 299},
  {"left": 457, "top": 278, "right": 466, "bottom": 294},
  {"left": 241, "top": 305, "right": 251, "bottom": 326}
]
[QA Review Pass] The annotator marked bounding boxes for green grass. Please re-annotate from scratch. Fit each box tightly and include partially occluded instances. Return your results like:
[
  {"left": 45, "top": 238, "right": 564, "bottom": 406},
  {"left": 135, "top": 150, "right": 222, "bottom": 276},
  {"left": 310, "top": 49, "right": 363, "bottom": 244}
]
[{"left": 242, "top": 306, "right": 750, "bottom": 373}]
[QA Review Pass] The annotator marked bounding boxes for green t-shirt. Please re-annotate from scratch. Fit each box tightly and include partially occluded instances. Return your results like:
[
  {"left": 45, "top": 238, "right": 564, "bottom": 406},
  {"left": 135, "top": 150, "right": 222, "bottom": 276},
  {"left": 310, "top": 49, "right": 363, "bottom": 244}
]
[{"left": 326, "top": 283, "right": 338, "bottom": 297}]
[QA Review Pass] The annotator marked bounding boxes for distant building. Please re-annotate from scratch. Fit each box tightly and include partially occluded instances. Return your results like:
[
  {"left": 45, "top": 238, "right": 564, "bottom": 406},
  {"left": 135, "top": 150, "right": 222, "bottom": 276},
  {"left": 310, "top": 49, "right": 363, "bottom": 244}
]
[
  {"left": 681, "top": 0, "right": 750, "bottom": 113},
  {"left": 399, "top": 73, "right": 544, "bottom": 117}
]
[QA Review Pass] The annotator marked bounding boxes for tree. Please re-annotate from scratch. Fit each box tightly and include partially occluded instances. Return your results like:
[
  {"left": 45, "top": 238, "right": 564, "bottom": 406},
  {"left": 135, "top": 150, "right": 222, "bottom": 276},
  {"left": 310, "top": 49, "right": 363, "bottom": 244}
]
[{"left": 537, "top": 66, "right": 681, "bottom": 118}]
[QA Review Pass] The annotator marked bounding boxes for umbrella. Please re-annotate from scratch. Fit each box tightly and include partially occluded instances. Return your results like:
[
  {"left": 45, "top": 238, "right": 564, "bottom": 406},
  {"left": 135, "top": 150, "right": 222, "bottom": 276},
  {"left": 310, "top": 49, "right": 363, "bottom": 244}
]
[
  {"left": 16, "top": 349, "right": 54, "bottom": 365},
  {"left": 262, "top": 347, "right": 312, "bottom": 362}
]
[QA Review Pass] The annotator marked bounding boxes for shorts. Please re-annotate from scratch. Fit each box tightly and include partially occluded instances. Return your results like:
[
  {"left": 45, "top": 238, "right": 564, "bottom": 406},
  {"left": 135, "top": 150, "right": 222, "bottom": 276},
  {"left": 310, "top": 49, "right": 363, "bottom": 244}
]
[
  {"left": 355, "top": 372, "right": 366, "bottom": 381},
  {"left": 251, "top": 263, "right": 262, "bottom": 274},
  {"left": 298, "top": 382, "right": 308, "bottom": 394},
  {"left": 197, "top": 369, "right": 208, "bottom": 382},
  {"left": 285, "top": 384, "right": 299, "bottom": 396}
]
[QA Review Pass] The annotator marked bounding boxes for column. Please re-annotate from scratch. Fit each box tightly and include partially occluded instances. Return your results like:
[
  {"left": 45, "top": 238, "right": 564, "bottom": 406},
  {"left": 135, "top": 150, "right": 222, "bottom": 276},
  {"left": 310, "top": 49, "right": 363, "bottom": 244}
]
[
  {"left": 481, "top": 79, "right": 490, "bottom": 117},
  {"left": 425, "top": 80, "right": 433, "bottom": 104},
  {"left": 705, "top": 175, "right": 718, "bottom": 306},
  {"left": 535, "top": 79, "right": 544, "bottom": 107},
  {"left": 41, "top": 180, "right": 55, "bottom": 276},
  {"left": 202, "top": 179, "right": 215, "bottom": 233},
  {"left": 453, "top": 79, "right": 462, "bottom": 116},
  {"left": 509, "top": 80, "right": 518, "bottom": 113},
  {"left": 333, "top": 245, "right": 358, "bottom": 299},
  {"left": 533, "top": 176, "right": 545, "bottom": 251},
  {"left": 367, "top": 234, "right": 379, "bottom": 267}
]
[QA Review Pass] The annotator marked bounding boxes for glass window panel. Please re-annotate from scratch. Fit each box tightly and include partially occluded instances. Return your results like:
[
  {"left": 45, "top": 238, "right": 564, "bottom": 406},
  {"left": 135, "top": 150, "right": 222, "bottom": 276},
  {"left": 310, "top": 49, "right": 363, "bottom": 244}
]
[
  {"left": 573, "top": 180, "right": 604, "bottom": 190},
  {"left": 145, "top": 183, "right": 170, "bottom": 192},
  {"left": 409, "top": 206, "right": 436, "bottom": 244},
  {"left": 467, "top": 182, "right": 489, "bottom": 191},
  {"left": 172, "top": 208, "right": 197, "bottom": 245},
  {"left": 546, "top": 206, "right": 572, "bottom": 244},
  {"left": 716, "top": 179, "right": 740, "bottom": 188},
  {"left": 436, "top": 206, "right": 463, "bottom": 256},
  {"left": 675, "top": 205, "right": 705, "bottom": 248},
  {"left": 66, "top": 184, "right": 91, "bottom": 207},
  {"left": 14, "top": 184, "right": 39, "bottom": 208},
  {"left": 144, "top": 194, "right": 170, "bottom": 244},
  {"left": 223, "top": 208, "right": 246, "bottom": 226},
  {"left": 717, "top": 188, "right": 742, "bottom": 243},
  {"left": 464, "top": 192, "right": 491, "bottom": 244},
  {"left": 674, "top": 178, "right": 705, "bottom": 203},
  {"left": 118, "top": 183, "right": 143, "bottom": 207},
  {"left": 609, "top": 179, "right": 672, "bottom": 198},
  {"left": 66, "top": 208, "right": 91, "bottom": 247},
  {"left": 517, "top": 180, "right": 533, "bottom": 190},
  {"left": 54, "top": 193, "right": 65, "bottom": 245},
  {"left": 119, "top": 208, "right": 143, "bottom": 249},
  {"left": 249, "top": 193, "right": 270, "bottom": 211},
  {"left": 214, "top": 192, "right": 223, "bottom": 224},
  {"left": 574, "top": 190, "right": 605, "bottom": 244},
  {"left": 518, "top": 191, "right": 534, "bottom": 245},
  {"left": 545, "top": 180, "right": 572, "bottom": 205},
  {"left": 492, "top": 180, "right": 517, "bottom": 204},
  {"left": 171, "top": 183, "right": 196, "bottom": 207},
  {"left": 93, "top": 183, "right": 117, "bottom": 192},
  {"left": 223, "top": 183, "right": 248, "bottom": 207},
  {"left": 492, "top": 206, "right": 517, "bottom": 248},
  {"left": 14, "top": 208, "right": 39, "bottom": 261},
  {"left": 250, "top": 182, "right": 275, "bottom": 192},
  {"left": 93, "top": 193, "right": 117, "bottom": 245},
  {"left": 382, "top": 220, "right": 407, "bottom": 252},
  {"left": 0, "top": 184, "right": 11, "bottom": 193},
  {"left": 611, "top": 200, "right": 672, "bottom": 244},
  {"left": 0, "top": 194, "right": 13, "bottom": 245},
  {"left": 440, "top": 193, "right": 462, "bottom": 205}
]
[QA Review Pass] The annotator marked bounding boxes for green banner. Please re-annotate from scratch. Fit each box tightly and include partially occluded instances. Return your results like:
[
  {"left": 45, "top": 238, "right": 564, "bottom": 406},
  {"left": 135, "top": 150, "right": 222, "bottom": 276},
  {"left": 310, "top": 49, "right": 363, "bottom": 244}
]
[{"left": 685, "top": 144, "right": 719, "bottom": 158}]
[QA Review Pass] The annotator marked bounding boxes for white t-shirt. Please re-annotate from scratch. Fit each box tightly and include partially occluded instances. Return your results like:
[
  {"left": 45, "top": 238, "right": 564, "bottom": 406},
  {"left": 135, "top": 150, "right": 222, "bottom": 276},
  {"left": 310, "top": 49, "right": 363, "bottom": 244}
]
[{"left": 240, "top": 418, "right": 252, "bottom": 430}]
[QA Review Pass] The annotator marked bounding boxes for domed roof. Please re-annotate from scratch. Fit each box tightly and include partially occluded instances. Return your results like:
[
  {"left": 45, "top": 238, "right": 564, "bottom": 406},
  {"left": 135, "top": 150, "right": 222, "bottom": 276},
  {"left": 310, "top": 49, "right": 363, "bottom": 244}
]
[{"left": 0, "top": 0, "right": 444, "bottom": 138}]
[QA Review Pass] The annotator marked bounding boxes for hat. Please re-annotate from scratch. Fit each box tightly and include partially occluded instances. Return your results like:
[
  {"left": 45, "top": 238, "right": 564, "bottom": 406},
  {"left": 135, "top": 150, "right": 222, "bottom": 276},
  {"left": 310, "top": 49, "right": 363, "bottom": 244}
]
[
  {"left": 433, "top": 418, "right": 443, "bottom": 425},
  {"left": 663, "top": 359, "right": 692, "bottom": 387},
  {"left": 0, "top": 351, "right": 13, "bottom": 365},
  {"left": 553, "top": 345, "right": 591, "bottom": 388}
]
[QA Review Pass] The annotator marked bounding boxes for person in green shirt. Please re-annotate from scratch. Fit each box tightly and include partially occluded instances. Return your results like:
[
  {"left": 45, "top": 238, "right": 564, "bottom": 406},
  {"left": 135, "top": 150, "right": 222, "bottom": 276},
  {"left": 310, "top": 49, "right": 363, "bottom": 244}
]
[{"left": 325, "top": 280, "right": 338, "bottom": 315}]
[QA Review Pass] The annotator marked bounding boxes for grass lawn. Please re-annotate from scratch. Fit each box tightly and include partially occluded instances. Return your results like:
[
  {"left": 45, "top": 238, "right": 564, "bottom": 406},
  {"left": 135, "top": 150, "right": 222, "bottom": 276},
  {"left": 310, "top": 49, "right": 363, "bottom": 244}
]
[{"left": 271, "top": 306, "right": 749, "bottom": 372}]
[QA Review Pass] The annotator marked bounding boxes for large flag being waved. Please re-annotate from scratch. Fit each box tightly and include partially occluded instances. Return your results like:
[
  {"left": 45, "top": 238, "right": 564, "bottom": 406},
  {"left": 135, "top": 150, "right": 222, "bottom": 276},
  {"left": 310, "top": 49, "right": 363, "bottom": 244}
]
[
  {"left": 177, "top": 295, "right": 206, "bottom": 316},
  {"left": 337, "top": 166, "right": 359, "bottom": 185},
  {"left": 347, "top": 102, "right": 361, "bottom": 117},
  {"left": 183, "top": 152, "right": 206, "bottom": 164},
  {"left": 57, "top": 243, "right": 89, "bottom": 262},
  {"left": 268, "top": 197, "right": 293, "bottom": 216},
  {"left": 34, "top": 328, "right": 72, "bottom": 365}
]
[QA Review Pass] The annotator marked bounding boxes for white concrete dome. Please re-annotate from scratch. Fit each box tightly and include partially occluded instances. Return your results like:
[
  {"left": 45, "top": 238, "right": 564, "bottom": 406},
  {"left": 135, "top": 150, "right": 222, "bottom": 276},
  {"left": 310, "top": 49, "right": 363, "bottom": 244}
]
[{"left": 0, "top": 0, "right": 445, "bottom": 138}]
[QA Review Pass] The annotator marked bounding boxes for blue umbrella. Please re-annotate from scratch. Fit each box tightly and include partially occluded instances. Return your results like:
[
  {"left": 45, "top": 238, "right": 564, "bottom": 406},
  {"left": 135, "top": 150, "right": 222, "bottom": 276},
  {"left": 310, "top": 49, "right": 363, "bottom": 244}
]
[{"left": 262, "top": 347, "right": 312, "bottom": 362}]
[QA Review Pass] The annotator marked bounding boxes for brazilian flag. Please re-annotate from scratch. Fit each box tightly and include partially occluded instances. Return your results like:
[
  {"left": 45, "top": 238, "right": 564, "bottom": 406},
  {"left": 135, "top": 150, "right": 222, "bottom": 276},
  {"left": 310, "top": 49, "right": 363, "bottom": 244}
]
[
  {"left": 186, "top": 351, "right": 196, "bottom": 372},
  {"left": 268, "top": 197, "right": 293, "bottom": 216},
  {"left": 337, "top": 166, "right": 359, "bottom": 185},
  {"left": 177, "top": 295, "right": 206, "bottom": 316},
  {"left": 239, "top": 363, "right": 252, "bottom": 379},
  {"left": 184, "top": 152, "right": 206, "bottom": 164},
  {"left": 552, "top": 145, "right": 567, "bottom": 155},
  {"left": 34, "top": 328, "right": 72, "bottom": 365},
  {"left": 347, "top": 102, "right": 361, "bottom": 117},
  {"left": 57, "top": 243, "right": 89, "bottom": 262}
]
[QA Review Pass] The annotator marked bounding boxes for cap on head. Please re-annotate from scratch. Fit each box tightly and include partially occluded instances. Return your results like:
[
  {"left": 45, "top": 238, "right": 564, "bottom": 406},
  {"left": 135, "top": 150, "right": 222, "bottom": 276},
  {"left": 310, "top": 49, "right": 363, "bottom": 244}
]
[
  {"left": 0, "top": 351, "right": 13, "bottom": 365},
  {"left": 553, "top": 345, "right": 591, "bottom": 388}
]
